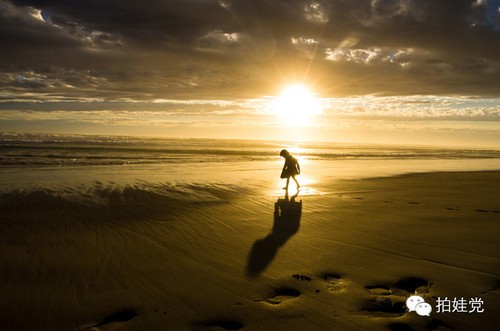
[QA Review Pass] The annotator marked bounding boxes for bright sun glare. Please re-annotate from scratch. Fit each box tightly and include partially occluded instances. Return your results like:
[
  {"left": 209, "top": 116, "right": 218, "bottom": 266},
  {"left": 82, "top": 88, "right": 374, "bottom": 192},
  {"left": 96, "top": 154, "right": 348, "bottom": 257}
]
[{"left": 272, "top": 84, "right": 322, "bottom": 125}]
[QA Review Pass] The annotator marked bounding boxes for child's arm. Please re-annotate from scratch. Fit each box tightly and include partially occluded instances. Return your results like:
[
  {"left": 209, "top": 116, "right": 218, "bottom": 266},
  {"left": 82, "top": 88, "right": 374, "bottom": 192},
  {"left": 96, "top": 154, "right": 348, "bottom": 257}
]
[{"left": 296, "top": 161, "right": 301, "bottom": 174}]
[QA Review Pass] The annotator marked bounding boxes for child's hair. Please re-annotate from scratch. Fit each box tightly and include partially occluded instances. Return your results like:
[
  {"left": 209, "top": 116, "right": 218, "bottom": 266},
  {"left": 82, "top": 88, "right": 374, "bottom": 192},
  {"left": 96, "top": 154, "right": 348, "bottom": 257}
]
[{"left": 280, "top": 149, "right": 290, "bottom": 157}]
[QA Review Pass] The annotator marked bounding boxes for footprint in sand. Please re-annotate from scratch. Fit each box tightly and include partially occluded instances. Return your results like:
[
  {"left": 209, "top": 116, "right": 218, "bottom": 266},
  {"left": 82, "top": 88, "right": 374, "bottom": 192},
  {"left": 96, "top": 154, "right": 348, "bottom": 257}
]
[
  {"left": 365, "top": 276, "right": 432, "bottom": 297},
  {"left": 393, "top": 276, "right": 432, "bottom": 294},
  {"left": 361, "top": 277, "right": 432, "bottom": 317},
  {"left": 255, "top": 287, "right": 301, "bottom": 305},
  {"left": 292, "top": 274, "right": 312, "bottom": 281},
  {"left": 360, "top": 294, "right": 406, "bottom": 317},
  {"left": 288, "top": 272, "right": 346, "bottom": 294},
  {"left": 320, "top": 272, "right": 345, "bottom": 293},
  {"left": 82, "top": 309, "right": 138, "bottom": 331}
]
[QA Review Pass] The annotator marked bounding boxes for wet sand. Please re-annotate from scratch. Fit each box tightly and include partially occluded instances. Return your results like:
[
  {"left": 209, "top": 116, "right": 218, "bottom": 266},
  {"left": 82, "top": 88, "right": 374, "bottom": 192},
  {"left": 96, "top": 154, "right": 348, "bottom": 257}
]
[{"left": 0, "top": 166, "right": 499, "bottom": 330}]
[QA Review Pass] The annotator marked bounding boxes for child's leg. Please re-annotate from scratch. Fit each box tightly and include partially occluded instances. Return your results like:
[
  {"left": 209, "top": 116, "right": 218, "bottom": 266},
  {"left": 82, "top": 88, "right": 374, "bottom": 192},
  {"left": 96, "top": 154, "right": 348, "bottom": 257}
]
[
  {"left": 292, "top": 175, "right": 300, "bottom": 188},
  {"left": 285, "top": 177, "right": 290, "bottom": 189}
]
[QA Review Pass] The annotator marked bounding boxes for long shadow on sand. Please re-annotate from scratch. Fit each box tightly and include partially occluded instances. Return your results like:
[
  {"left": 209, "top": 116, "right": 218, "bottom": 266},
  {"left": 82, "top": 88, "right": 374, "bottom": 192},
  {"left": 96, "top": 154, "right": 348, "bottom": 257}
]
[{"left": 246, "top": 190, "right": 302, "bottom": 278}]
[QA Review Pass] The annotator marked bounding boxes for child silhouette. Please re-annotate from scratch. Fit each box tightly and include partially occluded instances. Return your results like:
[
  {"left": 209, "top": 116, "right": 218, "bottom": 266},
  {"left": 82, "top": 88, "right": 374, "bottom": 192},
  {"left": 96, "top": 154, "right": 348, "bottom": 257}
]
[{"left": 280, "top": 149, "right": 300, "bottom": 190}]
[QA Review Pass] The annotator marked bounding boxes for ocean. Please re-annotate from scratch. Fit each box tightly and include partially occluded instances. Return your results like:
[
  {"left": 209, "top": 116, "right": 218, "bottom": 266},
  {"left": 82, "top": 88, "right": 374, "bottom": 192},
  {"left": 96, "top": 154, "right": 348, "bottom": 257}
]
[
  {"left": 2, "top": 132, "right": 500, "bottom": 225},
  {"left": 2, "top": 132, "right": 500, "bottom": 167}
]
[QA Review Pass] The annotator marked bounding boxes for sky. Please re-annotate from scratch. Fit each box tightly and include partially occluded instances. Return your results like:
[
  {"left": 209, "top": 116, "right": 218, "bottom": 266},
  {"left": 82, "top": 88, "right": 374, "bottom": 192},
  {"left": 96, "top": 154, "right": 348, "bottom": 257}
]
[{"left": 0, "top": 0, "right": 499, "bottom": 146}]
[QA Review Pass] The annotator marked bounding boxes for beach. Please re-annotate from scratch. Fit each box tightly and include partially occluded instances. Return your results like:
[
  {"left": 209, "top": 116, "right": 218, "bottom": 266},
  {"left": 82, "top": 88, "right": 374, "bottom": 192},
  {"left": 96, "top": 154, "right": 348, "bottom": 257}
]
[
  {"left": 3, "top": 0, "right": 500, "bottom": 329},
  {"left": 1, "top": 136, "right": 499, "bottom": 330}
]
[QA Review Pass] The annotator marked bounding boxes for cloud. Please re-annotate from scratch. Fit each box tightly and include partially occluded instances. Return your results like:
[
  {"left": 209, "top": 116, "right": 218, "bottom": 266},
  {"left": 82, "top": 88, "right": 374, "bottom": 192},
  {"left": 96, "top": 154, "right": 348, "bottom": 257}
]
[
  {"left": 0, "top": 0, "right": 499, "bottom": 103},
  {"left": 2, "top": 95, "right": 498, "bottom": 124},
  {"left": 319, "top": 96, "right": 500, "bottom": 120}
]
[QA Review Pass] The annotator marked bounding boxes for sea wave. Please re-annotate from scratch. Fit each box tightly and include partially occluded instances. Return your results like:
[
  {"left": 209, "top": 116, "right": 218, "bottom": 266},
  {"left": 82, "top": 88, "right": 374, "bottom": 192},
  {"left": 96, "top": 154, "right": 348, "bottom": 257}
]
[
  {"left": 1, "top": 132, "right": 500, "bottom": 167},
  {"left": 2, "top": 146, "right": 500, "bottom": 167}
]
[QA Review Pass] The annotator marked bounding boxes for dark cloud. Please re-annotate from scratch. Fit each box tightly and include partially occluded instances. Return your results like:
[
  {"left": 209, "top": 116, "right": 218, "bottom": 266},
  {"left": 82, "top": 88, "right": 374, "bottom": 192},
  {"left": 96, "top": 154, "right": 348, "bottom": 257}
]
[{"left": 0, "top": 0, "right": 499, "bottom": 101}]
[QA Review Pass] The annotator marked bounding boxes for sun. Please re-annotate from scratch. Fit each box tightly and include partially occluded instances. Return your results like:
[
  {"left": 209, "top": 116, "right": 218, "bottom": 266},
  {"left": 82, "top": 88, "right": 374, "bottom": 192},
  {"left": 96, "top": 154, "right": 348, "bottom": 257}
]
[{"left": 272, "top": 84, "right": 322, "bottom": 125}]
